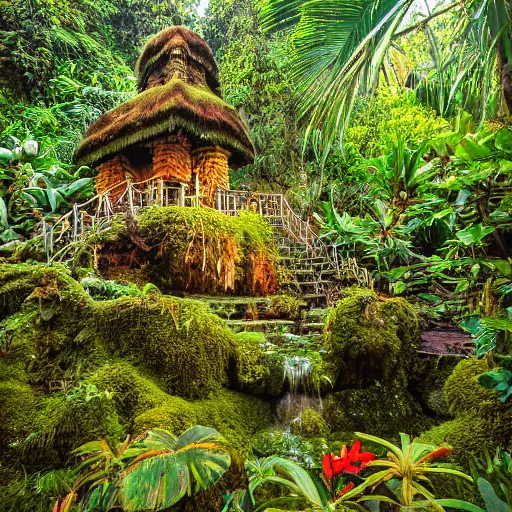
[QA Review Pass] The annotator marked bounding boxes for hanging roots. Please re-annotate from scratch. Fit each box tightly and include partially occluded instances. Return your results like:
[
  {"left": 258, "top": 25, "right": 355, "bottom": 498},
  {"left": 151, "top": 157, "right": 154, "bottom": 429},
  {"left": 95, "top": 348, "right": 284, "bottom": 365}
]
[
  {"left": 152, "top": 134, "right": 192, "bottom": 183},
  {"left": 192, "top": 145, "right": 230, "bottom": 206}
]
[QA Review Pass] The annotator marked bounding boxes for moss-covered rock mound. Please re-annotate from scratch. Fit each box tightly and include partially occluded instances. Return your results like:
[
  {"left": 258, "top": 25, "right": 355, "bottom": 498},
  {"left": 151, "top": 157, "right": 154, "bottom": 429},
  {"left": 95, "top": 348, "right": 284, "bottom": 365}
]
[
  {"left": 96, "top": 206, "right": 280, "bottom": 295},
  {"left": 0, "top": 263, "right": 275, "bottom": 512},
  {"left": 91, "top": 295, "right": 237, "bottom": 398},
  {"left": 324, "top": 384, "right": 434, "bottom": 439},
  {"left": 324, "top": 287, "right": 421, "bottom": 388},
  {"left": 420, "top": 358, "right": 512, "bottom": 466}
]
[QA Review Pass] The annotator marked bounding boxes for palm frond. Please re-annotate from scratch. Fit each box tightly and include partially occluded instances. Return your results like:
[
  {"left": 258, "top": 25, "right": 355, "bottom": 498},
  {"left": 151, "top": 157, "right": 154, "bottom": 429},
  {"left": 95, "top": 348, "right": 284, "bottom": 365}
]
[{"left": 261, "top": 0, "right": 415, "bottom": 159}]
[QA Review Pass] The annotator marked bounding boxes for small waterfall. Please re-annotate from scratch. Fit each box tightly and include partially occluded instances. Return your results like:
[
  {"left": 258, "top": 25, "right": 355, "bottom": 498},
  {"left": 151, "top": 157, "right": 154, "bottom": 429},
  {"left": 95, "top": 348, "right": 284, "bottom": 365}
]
[
  {"left": 278, "top": 355, "right": 323, "bottom": 429},
  {"left": 283, "top": 355, "right": 312, "bottom": 393}
]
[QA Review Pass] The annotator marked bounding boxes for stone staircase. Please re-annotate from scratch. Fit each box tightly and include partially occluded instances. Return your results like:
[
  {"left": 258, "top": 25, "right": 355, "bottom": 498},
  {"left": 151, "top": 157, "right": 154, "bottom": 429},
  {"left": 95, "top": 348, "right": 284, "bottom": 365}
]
[{"left": 275, "top": 230, "right": 337, "bottom": 301}]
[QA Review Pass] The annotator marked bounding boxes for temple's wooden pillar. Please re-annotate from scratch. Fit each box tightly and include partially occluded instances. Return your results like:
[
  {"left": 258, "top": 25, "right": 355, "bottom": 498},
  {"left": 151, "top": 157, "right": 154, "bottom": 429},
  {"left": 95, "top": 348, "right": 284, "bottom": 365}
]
[
  {"left": 192, "top": 145, "right": 230, "bottom": 206},
  {"left": 95, "top": 156, "right": 127, "bottom": 201},
  {"left": 152, "top": 134, "right": 192, "bottom": 183}
]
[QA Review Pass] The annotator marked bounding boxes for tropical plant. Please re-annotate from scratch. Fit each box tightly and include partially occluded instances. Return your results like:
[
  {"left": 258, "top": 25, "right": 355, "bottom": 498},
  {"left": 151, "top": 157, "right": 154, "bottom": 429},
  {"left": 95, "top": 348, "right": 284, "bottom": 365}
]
[
  {"left": 321, "top": 440, "right": 376, "bottom": 500},
  {"left": 223, "top": 453, "right": 389, "bottom": 512},
  {"left": 471, "top": 448, "right": 512, "bottom": 511},
  {"left": 358, "top": 432, "right": 475, "bottom": 510},
  {"left": 479, "top": 353, "right": 512, "bottom": 402},
  {"left": 0, "top": 136, "right": 95, "bottom": 242},
  {"left": 53, "top": 426, "right": 231, "bottom": 512},
  {"left": 260, "top": 0, "right": 512, "bottom": 155}
]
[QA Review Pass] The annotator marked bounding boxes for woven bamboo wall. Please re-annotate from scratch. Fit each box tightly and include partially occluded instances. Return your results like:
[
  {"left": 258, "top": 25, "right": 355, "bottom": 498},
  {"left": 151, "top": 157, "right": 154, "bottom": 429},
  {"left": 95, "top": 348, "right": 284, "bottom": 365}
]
[
  {"left": 192, "top": 145, "right": 230, "bottom": 206},
  {"left": 153, "top": 135, "right": 192, "bottom": 183},
  {"left": 95, "top": 156, "right": 126, "bottom": 199}
]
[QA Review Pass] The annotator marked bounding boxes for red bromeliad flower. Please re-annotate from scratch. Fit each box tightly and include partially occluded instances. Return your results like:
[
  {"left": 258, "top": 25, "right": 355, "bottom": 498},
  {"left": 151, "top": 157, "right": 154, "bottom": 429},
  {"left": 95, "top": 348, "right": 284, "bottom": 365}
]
[
  {"left": 322, "top": 453, "right": 344, "bottom": 480},
  {"left": 347, "top": 440, "right": 376, "bottom": 472},
  {"left": 417, "top": 447, "right": 452, "bottom": 464},
  {"left": 322, "top": 441, "right": 376, "bottom": 479},
  {"left": 336, "top": 481, "right": 355, "bottom": 498}
]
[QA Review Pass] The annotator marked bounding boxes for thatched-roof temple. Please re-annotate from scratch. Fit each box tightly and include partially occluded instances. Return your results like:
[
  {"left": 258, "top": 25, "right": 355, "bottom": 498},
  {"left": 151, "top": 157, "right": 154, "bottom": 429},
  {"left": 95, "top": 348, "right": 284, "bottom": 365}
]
[{"left": 74, "top": 26, "right": 254, "bottom": 205}]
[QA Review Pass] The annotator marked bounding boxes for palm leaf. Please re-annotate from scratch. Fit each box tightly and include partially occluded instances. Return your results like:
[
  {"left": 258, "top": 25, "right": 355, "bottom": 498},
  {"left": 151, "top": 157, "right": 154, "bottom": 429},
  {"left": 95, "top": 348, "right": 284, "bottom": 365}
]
[{"left": 261, "top": 0, "right": 415, "bottom": 158}]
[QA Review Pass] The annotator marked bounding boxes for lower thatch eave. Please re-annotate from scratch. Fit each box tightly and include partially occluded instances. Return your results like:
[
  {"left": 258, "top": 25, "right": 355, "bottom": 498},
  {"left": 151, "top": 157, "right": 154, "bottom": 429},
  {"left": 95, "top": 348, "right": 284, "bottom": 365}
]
[{"left": 74, "top": 79, "right": 254, "bottom": 168}]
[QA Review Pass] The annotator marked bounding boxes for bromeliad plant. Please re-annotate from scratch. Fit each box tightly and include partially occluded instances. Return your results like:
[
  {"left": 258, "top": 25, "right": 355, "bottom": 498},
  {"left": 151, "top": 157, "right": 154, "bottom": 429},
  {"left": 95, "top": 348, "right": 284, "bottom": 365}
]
[
  {"left": 53, "top": 426, "right": 231, "bottom": 512},
  {"left": 223, "top": 452, "right": 390, "bottom": 512},
  {"left": 358, "top": 432, "right": 476, "bottom": 510}
]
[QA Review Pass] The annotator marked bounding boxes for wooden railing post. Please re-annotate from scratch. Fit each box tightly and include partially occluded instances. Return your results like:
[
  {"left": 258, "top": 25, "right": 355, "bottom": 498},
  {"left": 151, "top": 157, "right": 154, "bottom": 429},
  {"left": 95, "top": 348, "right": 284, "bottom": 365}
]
[{"left": 72, "top": 203, "right": 79, "bottom": 241}]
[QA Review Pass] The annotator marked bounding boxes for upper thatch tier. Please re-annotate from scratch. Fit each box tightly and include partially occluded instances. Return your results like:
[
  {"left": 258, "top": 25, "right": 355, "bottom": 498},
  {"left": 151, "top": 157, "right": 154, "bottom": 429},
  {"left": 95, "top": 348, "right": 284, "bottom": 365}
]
[
  {"left": 74, "top": 78, "right": 254, "bottom": 168},
  {"left": 136, "top": 26, "right": 220, "bottom": 94}
]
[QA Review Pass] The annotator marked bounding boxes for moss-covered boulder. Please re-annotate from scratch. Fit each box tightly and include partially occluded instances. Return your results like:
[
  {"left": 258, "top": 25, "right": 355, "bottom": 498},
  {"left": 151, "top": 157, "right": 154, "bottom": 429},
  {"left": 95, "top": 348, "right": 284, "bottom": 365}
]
[
  {"left": 0, "top": 381, "right": 41, "bottom": 452},
  {"left": 420, "top": 358, "right": 512, "bottom": 467},
  {"left": 92, "top": 295, "right": 236, "bottom": 398},
  {"left": 96, "top": 206, "right": 279, "bottom": 296},
  {"left": 290, "top": 408, "right": 330, "bottom": 438},
  {"left": 324, "top": 288, "right": 421, "bottom": 388},
  {"left": 133, "top": 389, "right": 272, "bottom": 457},
  {"left": 324, "top": 384, "right": 434, "bottom": 439},
  {"left": 0, "top": 264, "right": 102, "bottom": 385},
  {"left": 0, "top": 263, "right": 93, "bottom": 321}
]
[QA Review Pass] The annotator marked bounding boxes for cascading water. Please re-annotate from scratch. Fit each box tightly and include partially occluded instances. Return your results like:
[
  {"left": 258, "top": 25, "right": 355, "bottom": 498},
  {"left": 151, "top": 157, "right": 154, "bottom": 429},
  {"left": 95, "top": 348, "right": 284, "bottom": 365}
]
[
  {"left": 283, "top": 355, "right": 312, "bottom": 393},
  {"left": 278, "top": 354, "right": 323, "bottom": 430}
]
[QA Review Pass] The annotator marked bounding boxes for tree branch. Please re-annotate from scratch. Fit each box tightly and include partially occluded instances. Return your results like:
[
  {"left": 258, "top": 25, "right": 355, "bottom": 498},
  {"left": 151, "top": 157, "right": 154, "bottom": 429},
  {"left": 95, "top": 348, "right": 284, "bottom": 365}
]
[{"left": 394, "top": 0, "right": 465, "bottom": 39}]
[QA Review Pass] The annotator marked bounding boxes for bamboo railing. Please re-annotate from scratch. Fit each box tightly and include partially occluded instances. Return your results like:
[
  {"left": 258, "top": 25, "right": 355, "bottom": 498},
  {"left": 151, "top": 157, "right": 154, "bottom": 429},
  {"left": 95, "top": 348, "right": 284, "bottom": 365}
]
[
  {"left": 41, "top": 180, "right": 339, "bottom": 273},
  {"left": 216, "top": 188, "right": 339, "bottom": 268},
  {"left": 42, "top": 178, "right": 188, "bottom": 260}
]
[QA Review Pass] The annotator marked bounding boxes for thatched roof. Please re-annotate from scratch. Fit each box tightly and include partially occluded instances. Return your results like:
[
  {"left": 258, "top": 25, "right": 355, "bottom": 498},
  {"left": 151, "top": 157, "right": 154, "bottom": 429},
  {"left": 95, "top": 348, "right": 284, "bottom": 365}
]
[
  {"left": 136, "top": 26, "right": 221, "bottom": 94},
  {"left": 74, "top": 78, "right": 254, "bottom": 168}
]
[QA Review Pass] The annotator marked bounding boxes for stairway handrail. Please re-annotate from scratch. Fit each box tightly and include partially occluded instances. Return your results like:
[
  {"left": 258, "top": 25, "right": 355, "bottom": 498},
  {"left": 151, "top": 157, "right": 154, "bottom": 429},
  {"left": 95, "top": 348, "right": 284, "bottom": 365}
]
[{"left": 217, "top": 188, "right": 338, "bottom": 270}]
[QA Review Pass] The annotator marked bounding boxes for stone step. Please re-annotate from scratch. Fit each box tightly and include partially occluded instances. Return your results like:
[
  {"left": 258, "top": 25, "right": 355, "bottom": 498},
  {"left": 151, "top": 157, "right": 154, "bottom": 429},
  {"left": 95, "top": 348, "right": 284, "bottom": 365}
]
[
  {"left": 226, "top": 319, "right": 295, "bottom": 333},
  {"left": 292, "top": 269, "right": 337, "bottom": 276},
  {"left": 305, "top": 308, "right": 327, "bottom": 322},
  {"left": 301, "top": 322, "right": 324, "bottom": 334}
]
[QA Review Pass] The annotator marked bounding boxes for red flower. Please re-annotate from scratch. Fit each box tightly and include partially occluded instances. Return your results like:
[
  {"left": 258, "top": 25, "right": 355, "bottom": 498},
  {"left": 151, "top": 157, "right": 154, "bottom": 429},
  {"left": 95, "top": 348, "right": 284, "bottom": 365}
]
[
  {"left": 336, "top": 481, "right": 355, "bottom": 498},
  {"left": 417, "top": 447, "right": 452, "bottom": 464},
  {"left": 322, "top": 453, "right": 344, "bottom": 479},
  {"left": 322, "top": 442, "right": 376, "bottom": 479},
  {"left": 348, "top": 440, "right": 376, "bottom": 469}
]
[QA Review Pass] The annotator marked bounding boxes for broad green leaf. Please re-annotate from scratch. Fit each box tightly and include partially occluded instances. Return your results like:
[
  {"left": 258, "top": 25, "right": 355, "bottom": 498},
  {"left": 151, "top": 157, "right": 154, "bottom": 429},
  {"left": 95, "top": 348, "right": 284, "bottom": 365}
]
[
  {"left": 477, "top": 477, "right": 509, "bottom": 512},
  {"left": 456, "top": 224, "right": 494, "bottom": 246},
  {"left": 120, "top": 427, "right": 231, "bottom": 512}
]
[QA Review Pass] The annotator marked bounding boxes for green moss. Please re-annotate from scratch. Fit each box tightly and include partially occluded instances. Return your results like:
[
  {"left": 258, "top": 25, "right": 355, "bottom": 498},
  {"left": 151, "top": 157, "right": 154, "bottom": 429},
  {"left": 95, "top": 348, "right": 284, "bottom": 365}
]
[
  {"left": 97, "top": 206, "right": 279, "bottom": 296},
  {"left": 267, "top": 295, "right": 305, "bottom": 320},
  {"left": 0, "top": 263, "right": 92, "bottom": 321},
  {"left": 0, "top": 263, "right": 105, "bottom": 386},
  {"left": 133, "top": 389, "right": 272, "bottom": 458},
  {"left": 133, "top": 399, "right": 198, "bottom": 434},
  {"left": 324, "top": 288, "right": 421, "bottom": 388},
  {"left": 233, "top": 336, "right": 270, "bottom": 395},
  {"left": 235, "top": 331, "right": 266, "bottom": 344},
  {"left": 324, "top": 384, "right": 434, "bottom": 439},
  {"left": 444, "top": 358, "right": 500, "bottom": 417},
  {"left": 0, "top": 381, "right": 41, "bottom": 452},
  {"left": 16, "top": 392, "right": 124, "bottom": 467},
  {"left": 92, "top": 296, "right": 236, "bottom": 398},
  {"left": 89, "top": 362, "right": 172, "bottom": 422},
  {"left": 290, "top": 409, "right": 330, "bottom": 438},
  {"left": 420, "top": 358, "right": 512, "bottom": 469}
]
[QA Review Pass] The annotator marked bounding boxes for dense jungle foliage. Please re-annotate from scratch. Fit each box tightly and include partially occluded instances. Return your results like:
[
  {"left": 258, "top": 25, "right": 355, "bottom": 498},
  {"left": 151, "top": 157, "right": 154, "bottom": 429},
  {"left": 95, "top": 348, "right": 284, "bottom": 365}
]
[{"left": 1, "top": 0, "right": 512, "bottom": 511}]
